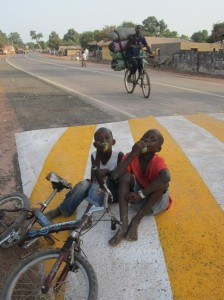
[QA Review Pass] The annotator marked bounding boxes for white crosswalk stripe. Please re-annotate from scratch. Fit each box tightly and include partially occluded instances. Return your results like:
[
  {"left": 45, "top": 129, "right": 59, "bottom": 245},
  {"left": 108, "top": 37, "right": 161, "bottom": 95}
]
[{"left": 15, "top": 113, "right": 224, "bottom": 299}]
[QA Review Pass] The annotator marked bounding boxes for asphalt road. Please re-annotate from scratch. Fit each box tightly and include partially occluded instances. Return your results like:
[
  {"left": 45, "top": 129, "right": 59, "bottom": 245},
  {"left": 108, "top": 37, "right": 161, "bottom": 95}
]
[
  {"left": 0, "top": 54, "right": 224, "bottom": 299},
  {"left": 6, "top": 52, "right": 224, "bottom": 119}
]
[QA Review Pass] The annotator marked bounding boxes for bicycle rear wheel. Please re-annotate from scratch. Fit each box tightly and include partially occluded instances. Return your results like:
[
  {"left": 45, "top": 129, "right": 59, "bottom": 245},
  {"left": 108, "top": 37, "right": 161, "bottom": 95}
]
[
  {"left": 124, "top": 69, "right": 136, "bottom": 93},
  {"left": 141, "top": 70, "right": 151, "bottom": 98},
  {"left": 3, "top": 248, "right": 98, "bottom": 300},
  {"left": 0, "top": 193, "right": 30, "bottom": 248}
]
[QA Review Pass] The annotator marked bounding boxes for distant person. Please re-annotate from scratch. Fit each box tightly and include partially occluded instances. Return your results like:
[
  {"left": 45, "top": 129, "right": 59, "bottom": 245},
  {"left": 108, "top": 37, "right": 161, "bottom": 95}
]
[
  {"left": 81, "top": 50, "right": 87, "bottom": 67},
  {"left": 126, "top": 25, "right": 154, "bottom": 82},
  {"left": 109, "top": 129, "right": 172, "bottom": 246},
  {"left": 85, "top": 48, "right": 89, "bottom": 60}
]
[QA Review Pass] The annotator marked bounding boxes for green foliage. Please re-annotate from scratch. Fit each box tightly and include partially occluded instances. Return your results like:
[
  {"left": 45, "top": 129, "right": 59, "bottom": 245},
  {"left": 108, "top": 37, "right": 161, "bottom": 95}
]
[
  {"left": 8, "top": 32, "right": 24, "bottom": 50},
  {"left": 142, "top": 16, "right": 177, "bottom": 37},
  {"left": 28, "top": 18, "right": 224, "bottom": 49},
  {"left": 97, "top": 26, "right": 116, "bottom": 41},
  {"left": 30, "top": 30, "right": 43, "bottom": 49},
  {"left": 79, "top": 31, "right": 95, "bottom": 48},
  {"left": 26, "top": 42, "right": 36, "bottom": 50},
  {"left": 39, "top": 41, "right": 47, "bottom": 49},
  {"left": 143, "top": 16, "right": 159, "bottom": 35},
  {"left": 210, "top": 22, "right": 224, "bottom": 42},
  {"left": 191, "top": 30, "right": 208, "bottom": 42},
  {"left": 119, "top": 21, "right": 136, "bottom": 28},
  {"left": 0, "top": 30, "right": 9, "bottom": 48},
  {"left": 180, "top": 34, "right": 190, "bottom": 40},
  {"left": 163, "top": 30, "right": 179, "bottom": 38},
  {"left": 63, "top": 28, "right": 79, "bottom": 45},
  {"left": 47, "top": 31, "right": 61, "bottom": 50}
]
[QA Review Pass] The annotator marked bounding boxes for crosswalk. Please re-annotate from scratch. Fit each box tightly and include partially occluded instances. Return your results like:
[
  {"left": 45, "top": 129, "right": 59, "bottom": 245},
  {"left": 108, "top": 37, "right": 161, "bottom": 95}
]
[{"left": 16, "top": 113, "right": 224, "bottom": 299}]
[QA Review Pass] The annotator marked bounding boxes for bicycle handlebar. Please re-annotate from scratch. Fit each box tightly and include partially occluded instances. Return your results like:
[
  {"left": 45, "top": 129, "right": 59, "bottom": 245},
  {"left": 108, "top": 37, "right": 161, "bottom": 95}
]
[{"left": 92, "top": 166, "right": 114, "bottom": 204}]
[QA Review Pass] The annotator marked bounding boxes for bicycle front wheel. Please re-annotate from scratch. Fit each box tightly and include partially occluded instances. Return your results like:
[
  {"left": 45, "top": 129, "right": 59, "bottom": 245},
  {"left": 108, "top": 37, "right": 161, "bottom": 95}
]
[
  {"left": 141, "top": 70, "right": 151, "bottom": 98},
  {"left": 124, "top": 69, "right": 136, "bottom": 93},
  {"left": 3, "top": 249, "right": 98, "bottom": 300},
  {"left": 0, "top": 193, "right": 30, "bottom": 248}
]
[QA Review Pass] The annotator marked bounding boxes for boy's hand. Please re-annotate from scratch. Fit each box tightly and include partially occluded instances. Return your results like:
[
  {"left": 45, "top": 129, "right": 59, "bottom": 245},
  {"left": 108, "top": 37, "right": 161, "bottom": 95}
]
[
  {"left": 126, "top": 192, "right": 141, "bottom": 203},
  {"left": 98, "top": 169, "right": 110, "bottom": 178},
  {"left": 131, "top": 140, "right": 148, "bottom": 156}
]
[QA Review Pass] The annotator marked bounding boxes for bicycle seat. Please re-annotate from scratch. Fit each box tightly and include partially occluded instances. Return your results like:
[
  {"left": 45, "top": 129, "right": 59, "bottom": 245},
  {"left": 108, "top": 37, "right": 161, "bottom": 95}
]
[{"left": 46, "top": 172, "right": 72, "bottom": 191}]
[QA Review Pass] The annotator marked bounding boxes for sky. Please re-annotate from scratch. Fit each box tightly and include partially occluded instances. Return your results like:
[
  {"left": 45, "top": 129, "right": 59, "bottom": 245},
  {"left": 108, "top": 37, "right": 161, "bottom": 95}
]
[{"left": 1, "top": 0, "right": 224, "bottom": 43}]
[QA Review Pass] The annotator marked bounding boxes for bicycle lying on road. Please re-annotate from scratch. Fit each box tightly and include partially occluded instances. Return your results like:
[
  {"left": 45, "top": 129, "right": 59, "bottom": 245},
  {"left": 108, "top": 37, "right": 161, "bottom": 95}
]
[
  {"left": 124, "top": 56, "right": 151, "bottom": 99},
  {"left": 0, "top": 168, "right": 121, "bottom": 299}
]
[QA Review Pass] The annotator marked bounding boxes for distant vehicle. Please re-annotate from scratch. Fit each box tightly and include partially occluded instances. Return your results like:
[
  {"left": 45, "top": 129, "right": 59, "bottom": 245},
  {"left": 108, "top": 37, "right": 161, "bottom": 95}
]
[
  {"left": 0, "top": 49, "right": 7, "bottom": 55},
  {"left": 16, "top": 49, "right": 25, "bottom": 54}
]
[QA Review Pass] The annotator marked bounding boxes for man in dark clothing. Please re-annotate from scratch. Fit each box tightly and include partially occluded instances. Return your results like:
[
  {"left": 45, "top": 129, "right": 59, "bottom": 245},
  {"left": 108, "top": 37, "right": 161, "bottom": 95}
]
[{"left": 126, "top": 25, "right": 154, "bottom": 82}]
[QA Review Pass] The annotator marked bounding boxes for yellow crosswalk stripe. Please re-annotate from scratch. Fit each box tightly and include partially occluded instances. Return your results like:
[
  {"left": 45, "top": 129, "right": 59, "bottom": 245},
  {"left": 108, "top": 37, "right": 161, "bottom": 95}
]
[
  {"left": 129, "top": 117, "right": 224, "bottom": 299},
  {"left": 186, "top": 114, "right": 224, "bottom": 142},
  {"left": 30, "top": 125, "right": 96, "bottom": 247},
  {"left": 26, "top": 116, "right": 224, "bottom": 298}
]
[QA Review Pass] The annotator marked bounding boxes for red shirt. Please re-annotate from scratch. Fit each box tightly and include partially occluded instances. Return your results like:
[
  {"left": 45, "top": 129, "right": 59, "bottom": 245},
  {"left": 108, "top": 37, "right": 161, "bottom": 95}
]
[
  {"left": 123, "top": 153, "right": 172, "bottom": 209},
  {"left": 123, "top": 153, "right": 168, "bottom": 188}
]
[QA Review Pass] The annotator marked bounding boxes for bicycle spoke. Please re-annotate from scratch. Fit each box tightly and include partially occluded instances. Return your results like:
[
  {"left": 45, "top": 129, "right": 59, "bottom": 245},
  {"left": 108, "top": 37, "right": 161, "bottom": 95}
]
[
  {"left": 0, "top": 193, "right": 29, "bottom": 247},
  {"left": 124, "top": 70, "right": 136, "bottom": 93},
  {"left": 141, "top": 71, "right": 151, "bottom": 98},
  {"left": 4, "top": 250, "right": 98, "bottom": 300}
]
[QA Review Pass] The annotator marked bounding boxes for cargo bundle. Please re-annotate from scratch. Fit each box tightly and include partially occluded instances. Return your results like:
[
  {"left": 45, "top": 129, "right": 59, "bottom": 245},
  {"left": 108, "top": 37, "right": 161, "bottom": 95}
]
[{"left": 108, "top": 28, "right": 135, "bottom": 71}]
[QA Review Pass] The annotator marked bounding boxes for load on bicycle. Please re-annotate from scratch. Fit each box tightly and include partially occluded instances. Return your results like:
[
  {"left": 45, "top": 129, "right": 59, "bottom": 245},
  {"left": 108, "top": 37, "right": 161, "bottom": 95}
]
[{"left": 108, "top": 25, "right": 154, "bottom": 98}]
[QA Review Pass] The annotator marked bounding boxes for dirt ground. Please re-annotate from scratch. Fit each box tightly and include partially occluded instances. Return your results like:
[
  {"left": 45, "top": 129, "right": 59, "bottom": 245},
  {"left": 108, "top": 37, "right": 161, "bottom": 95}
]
[
  {"left": 0, "top": 56, "right": 117, "bottom": 296},
  {"left": 0, "top": 54, "right": 223, "bottom": 296}
]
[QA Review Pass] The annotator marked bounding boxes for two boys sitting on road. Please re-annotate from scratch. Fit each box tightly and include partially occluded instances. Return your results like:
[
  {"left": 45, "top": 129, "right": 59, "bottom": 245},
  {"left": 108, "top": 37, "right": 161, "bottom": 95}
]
[{"left": 46, "top": 127, "right": 172, "bottom": 247}]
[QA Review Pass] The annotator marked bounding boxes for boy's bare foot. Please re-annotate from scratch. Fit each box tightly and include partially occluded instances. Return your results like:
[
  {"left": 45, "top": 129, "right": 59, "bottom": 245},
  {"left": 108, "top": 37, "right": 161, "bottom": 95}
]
[
  {"left": 108, "top": 228, "right": 127, "bottom": 247},
  {"left": 125, "top": 219, "right": 139, "bottom": 241},
  {"left": 45, "top": 207, "right": 61, "bottom": 220}
]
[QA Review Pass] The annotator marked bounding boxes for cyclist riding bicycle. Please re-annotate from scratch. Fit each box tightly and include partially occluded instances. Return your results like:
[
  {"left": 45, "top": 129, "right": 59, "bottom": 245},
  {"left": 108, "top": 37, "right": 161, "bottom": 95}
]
[{"left": 126, "top": 25, "right": 154, "bottom": 82}]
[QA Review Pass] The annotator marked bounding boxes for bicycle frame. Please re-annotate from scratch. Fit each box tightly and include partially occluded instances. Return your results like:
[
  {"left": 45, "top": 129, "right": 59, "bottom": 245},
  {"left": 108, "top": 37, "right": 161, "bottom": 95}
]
[
  {"left": 0, "top": 169, "right": 121, "bottom": 248},
  {"left": 41, "top": 235, "right": 79, "bottom": 293},
  {"left": 124, "top": 56, "right": 151, "bottom": 98}
]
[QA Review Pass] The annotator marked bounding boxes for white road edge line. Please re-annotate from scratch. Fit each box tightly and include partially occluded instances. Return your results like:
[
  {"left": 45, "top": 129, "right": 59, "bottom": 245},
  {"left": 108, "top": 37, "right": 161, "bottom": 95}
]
[{"left": 6, "top": 57, "right": 136, "bottom": 118}]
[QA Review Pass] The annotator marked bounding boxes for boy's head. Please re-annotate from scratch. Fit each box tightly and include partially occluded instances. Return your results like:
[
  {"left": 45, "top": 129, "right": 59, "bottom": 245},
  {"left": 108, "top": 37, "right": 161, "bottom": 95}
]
[
  {"left": 93, "top": 127, "right": 115, "bottom": 153},
  {"left": 141, "top": 129, "right": 164, "bottom": 153}
]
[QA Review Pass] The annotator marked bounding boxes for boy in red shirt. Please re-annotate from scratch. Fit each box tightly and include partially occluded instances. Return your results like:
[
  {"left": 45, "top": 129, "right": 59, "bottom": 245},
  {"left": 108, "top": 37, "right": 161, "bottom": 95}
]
[{"left": 109, "top": 129, "right": 171, "bottom": 247}]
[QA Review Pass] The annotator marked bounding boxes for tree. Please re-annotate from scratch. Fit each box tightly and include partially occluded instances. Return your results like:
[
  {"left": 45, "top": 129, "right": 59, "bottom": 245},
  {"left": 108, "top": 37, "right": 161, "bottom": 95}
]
[
  {"left": 191, "top": 30, "right": 208, "bottom": 42},
  {"left": 163, "top": 29, "right": 179, "bottom": 38},
  {"left": 180, "top": 34, "right": 189, "bottom": 40},
  {"left": 79, "top": 31, "right": 95, "bottom": 48},
  {"left": 47, "top": 31, "right": 61, "bottom": 50},
  {"left": 158, "top": 19, "right": 168, "bottom": 35},
  {"left": 95, "top": 25, "right": 116, "bottom": 41},
  {"left": 39, "top": 41, "right": 47, "bottom": 49},
  {"left": 142, "top": 16, "right": 160, "bottom": 36},
  {"left": 0, "top": 30, "right": 9, "bottom": 48},
  {"left": 119, "top": 21, "right": 136, "bottom": 28},
  {"left": 26, "top": 42, "right": 36, "bottom": 50},
  {"left": 8, "top": 32, "right": 24, "bottom": 50},
  {"left": 30, "top": 30, "right": 43, "bottom": 49},
  {"left": 210, "top": 22, "right": 224, "bottom": 42},
  {"left": 63, "top": 28, "right": 79, "bottom": 45}
]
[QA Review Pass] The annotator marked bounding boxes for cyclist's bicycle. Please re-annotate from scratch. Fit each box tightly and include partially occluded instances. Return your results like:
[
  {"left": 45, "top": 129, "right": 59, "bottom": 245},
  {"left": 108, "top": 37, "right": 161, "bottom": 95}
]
[
  {"left": 124, "top": 56, "right": 151, "bottom": 98},
  {"left": 0, "top": 168, "right": 121, "bottom": 299}
]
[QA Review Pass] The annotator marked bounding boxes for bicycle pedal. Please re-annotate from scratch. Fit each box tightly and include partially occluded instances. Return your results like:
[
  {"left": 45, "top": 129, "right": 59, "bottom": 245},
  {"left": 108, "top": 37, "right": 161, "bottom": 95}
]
[
  {"left": 22, "top": 238, "right": 39, "bottom": 249},
  {"left": 20, "top": 247, "right": 36, "bottom": 259}
]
